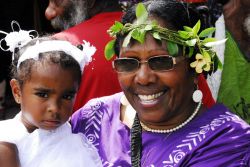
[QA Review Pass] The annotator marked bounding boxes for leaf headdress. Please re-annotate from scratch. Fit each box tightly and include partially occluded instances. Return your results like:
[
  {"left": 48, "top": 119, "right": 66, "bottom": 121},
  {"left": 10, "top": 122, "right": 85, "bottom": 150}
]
[{"left": 105, "top": 3, "right": 226, "bottom": 74}]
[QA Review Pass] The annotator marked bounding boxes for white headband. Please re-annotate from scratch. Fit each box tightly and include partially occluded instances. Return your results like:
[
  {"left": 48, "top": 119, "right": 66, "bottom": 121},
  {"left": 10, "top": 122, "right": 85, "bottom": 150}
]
[{"left": 18, "top": 40, "right": 96, "bottom": 71}]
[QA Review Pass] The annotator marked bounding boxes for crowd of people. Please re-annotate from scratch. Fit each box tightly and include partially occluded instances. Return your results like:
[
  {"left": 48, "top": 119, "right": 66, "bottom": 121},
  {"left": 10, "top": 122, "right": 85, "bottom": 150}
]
[{"left": 0, "top": 0, "right": 249, "bottom": 166}]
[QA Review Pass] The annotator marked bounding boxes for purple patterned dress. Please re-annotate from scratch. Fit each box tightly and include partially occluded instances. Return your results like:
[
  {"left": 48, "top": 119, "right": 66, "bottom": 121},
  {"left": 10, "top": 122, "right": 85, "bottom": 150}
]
[{"left": 71, "top": 92, "right": 250, "bottom": 167}]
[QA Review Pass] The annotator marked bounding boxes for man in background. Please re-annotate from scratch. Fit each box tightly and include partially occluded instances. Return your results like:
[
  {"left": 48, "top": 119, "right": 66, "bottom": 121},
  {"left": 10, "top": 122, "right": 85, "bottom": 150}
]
[{"left": 45, "top": 0, "right": 123, "bottom": 111}]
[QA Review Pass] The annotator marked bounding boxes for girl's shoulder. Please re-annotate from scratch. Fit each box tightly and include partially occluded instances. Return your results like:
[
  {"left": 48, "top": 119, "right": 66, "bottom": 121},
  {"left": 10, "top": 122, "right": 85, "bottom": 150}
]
[{"left": 0, "top": 113, "right": 29, "bottom": 143}]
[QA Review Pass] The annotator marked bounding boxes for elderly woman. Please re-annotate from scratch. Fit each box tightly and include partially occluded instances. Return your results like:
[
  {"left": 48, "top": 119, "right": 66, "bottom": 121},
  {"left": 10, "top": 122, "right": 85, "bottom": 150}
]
[{"left": 71, "top": 0, "right": 250, "bottom": 166}]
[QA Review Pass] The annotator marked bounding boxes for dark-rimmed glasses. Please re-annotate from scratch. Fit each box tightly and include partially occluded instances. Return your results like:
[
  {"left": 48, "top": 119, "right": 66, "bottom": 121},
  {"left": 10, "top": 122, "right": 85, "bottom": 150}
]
[{"left": 113, "top": 55, "right": 183, "bottom": 73}]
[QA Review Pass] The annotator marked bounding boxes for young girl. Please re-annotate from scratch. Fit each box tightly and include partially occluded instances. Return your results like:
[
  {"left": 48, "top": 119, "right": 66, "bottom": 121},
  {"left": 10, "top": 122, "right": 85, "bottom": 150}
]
[{"left": 0, "top": 21, "right": 101, "bottom": 167}]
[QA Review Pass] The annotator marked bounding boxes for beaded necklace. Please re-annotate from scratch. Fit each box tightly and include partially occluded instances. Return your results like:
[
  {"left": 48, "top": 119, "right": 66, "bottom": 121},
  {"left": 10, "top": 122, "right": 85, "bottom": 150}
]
[{"left": 140, "top": 101, "right": 202, "bottom": 133}]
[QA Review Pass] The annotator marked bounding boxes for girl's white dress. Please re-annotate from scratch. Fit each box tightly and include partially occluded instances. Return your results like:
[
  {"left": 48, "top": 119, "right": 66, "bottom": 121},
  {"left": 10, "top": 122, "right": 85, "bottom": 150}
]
[
  {"left": 0, "top": 113, "right": 29, "bottom": 143},
  {"left": 0, "top": 113, "right": 102, "bottom": 167}
]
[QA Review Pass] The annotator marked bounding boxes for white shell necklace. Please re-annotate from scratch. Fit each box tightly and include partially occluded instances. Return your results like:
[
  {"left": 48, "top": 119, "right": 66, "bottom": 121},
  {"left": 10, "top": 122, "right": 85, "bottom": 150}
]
[{"left": 140, "top": 101, "right": 202, "bottom": 133}]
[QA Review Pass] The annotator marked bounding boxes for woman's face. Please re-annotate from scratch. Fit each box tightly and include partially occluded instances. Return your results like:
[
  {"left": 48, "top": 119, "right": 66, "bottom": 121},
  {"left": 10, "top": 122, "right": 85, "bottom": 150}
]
[{"left": 118, "top": 34, "right": 195, "bottom": 125}]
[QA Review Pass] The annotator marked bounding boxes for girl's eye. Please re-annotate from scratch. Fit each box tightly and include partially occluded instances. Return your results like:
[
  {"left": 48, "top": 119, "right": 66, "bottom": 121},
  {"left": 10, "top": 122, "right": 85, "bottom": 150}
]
[
  {"left": 62, "top": 93, "right": 75, "bottom": 100},
  {"left": 35, "top": 92, "right": 49, "bottom": 98}
]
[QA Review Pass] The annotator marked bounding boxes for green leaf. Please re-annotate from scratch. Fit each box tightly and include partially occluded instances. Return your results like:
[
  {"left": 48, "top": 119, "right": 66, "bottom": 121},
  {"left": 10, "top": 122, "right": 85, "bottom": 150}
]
[
  {"left": 151, "top": 20, "right": 158, "bottom": 26},
  {"left": 131, "top": 29, "right": 145, "bottom": 43},
  {"left": 213, "top": 54, "right": 223, "bottom": 72},
  {"left": 178, "top": 31, "right": 191, "bottom": 39},
  {"left": 136, "top": 3, "right": 148, "bottom": 24},
  {"left": 199, "top": 27, "right": 216, "bottom": 38},
  {"left": 215, "top": 53, "right": 222, "bottom": 69},
  {"left": 122, "top": 30, "right": 133, "bottom": 47},
  {"left": 104, "top": 40, "right": 115, "bottom": 60},
  {"left": 144, "top": 24, "right": 153, "bottom": 31},
  {"left": 218, "top": 57, "right": 223, "bottom": 70},
  {"left": 188, "top": 47, "right": 194, "bottom": 57},
  {"left": 110, "top": 21, "right": 124, "bottom": 33},
  {"left": 202, "top": 37, "right": 217, "bottom": 44},
  {"left": 185, "top": 39, "right": 197, "bottom": 46},
  {"left": 152, "top": 32, "right": 161, "bottom": 40},
  {"left": 183, "top": 26, "right": 193, "bottom": 32},
  {"left": 167, "top": 41, "right": 179, "bottom": 56},
  {"left": 192, "top": 20, "right": 201, "bottom": 36},
  {"left": 203, "top": 50, "right": 210, "bottom": 59}
]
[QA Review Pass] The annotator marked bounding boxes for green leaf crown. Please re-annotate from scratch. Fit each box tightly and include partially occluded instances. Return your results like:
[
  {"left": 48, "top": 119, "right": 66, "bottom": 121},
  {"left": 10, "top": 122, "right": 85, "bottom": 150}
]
[{"left": 105, "top": 3, "right": 225, "bottom": 74}]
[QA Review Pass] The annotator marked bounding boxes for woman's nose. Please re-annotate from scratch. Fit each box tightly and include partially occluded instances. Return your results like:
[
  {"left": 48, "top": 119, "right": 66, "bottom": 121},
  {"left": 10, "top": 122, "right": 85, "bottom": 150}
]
[
  {"left": 135, "top": 63, "right": 156, "bottom": 85},
  {"left": 45, "top": 2, "right": 58, "bottom": 20}
]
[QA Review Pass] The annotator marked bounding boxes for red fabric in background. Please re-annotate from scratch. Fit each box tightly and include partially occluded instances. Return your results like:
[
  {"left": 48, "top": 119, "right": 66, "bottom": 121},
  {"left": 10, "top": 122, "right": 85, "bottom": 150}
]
[
  {"left": 54, "top": 12, "right": 123, "bottom": 111},
  {"left": 198, "top": 74, "right": 215, "bottom": 108}
]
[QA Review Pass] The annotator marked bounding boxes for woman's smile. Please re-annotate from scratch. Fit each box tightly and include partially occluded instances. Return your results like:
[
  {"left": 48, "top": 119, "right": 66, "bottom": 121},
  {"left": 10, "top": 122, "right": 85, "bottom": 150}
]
[{"left": 137, "top": 91, "right": 164, "bottom": 106}]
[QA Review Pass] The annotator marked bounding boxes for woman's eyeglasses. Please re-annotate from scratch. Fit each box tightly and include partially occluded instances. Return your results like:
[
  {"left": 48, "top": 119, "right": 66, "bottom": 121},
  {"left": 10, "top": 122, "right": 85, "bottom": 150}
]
[{"left": 113, "top": 55, "right": 182, "bottom": 73}]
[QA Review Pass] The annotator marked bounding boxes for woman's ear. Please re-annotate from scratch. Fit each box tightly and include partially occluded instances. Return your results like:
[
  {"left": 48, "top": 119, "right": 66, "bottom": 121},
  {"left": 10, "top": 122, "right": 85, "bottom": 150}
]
[{"left": 10, "top": 79, "right": 21, "bottom": 104}]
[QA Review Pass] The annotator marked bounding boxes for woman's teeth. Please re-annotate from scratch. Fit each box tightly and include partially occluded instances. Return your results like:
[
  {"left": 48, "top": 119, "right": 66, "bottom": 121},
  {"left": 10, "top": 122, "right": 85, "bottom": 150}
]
[{"left": 138, "top": 92, "right": 163, "bottom": 102}]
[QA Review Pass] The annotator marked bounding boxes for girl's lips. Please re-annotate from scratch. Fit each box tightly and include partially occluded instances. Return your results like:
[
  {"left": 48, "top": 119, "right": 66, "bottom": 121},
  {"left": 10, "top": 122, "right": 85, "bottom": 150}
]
[{"left": 42, "top": 120, "right": 61, "bottom": 128}]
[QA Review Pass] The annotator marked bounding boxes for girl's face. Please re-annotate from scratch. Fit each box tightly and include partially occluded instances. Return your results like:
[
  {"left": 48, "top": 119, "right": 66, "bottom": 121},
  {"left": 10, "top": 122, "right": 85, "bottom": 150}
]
[
  {"left": 118, "top": 34, "right": 195, "bottom": 125},
  {"left": 11, "top": 62, "right": 79, "bottom": 132}
]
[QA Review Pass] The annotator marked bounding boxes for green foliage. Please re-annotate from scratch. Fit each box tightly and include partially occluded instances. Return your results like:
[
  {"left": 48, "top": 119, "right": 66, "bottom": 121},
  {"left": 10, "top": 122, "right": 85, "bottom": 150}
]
[
  {"left": 104, "top": 40, "right": 116, "bottom": 60},
  {"left": 135, "top": 3, "right": 148, "bottom": 25},
  {"left": 192, "top": 20, "right": 201, "bottom": 36},
  {"left": 183, "top": 26, "right": 193, "bottom": 32},
  {"left": 167, "top": 42, "right": 179, "bottom": 56},
  {"left": 152, "top": 32, "right": 161, "bottom": 40},
  {"left": 131, "top": 28, "right": 146, "bottom": 44},
  {"left": 122, "top": 31, "right": 133, "bottom": 47},
  {"left": 202, "top": 37, "right": 217, "bottom": 44},
  {"left": 188, "top": 47, "right": 194, "bottom": 58},
  {"left": 110, "top": 21, "right": 123, "bottom": 34},
  {"left": 178, "top": 31, "right": 192, "bottom": 39},
  {"left": 185, "top": 39, "right": 197, "bottom": 46},
  {"left": 199, "top": 27, "right": 216, "bottom": 38}
]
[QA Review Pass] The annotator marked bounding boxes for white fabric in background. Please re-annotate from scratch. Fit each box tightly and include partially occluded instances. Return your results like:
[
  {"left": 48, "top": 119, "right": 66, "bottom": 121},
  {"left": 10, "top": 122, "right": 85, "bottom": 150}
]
[{"left": 207, "top": 15, "right": 226, "bottom": 100}]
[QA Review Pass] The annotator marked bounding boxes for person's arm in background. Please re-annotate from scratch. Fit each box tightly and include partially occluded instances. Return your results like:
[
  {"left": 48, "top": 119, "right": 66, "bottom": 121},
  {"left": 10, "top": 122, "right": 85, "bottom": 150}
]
[{"left": 0, "top": 142, "right": 20, "bottom": 167}]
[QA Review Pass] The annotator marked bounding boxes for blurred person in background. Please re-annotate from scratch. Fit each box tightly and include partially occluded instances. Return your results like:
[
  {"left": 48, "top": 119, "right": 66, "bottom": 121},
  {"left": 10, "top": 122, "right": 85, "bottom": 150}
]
[
  {"left": 206, "top": 0, "right": 250, "bottom": 123},
  {"left": 44, "top": 0, "right": 124, "bottom": 111}
]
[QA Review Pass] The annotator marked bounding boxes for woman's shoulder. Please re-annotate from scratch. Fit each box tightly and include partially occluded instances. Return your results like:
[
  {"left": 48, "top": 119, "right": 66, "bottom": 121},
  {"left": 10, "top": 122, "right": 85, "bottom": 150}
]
[
  {"left": 194, "top": 103, "right": 250, "bottom": 148},
  {"left": 72, "top": 92, "right": 123, "bottom": 119},
  {"left": 185, "top": 103, "right": 250, "bottom": 147},
  {"left": 71, "top": 92, "right": 124, "bottom": 133},
  {"left": 176, "top": 104, "right": 250, "bottom": 166},
  {"left": 204, "top": 103, "right": 249, "bottom": 128}
]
